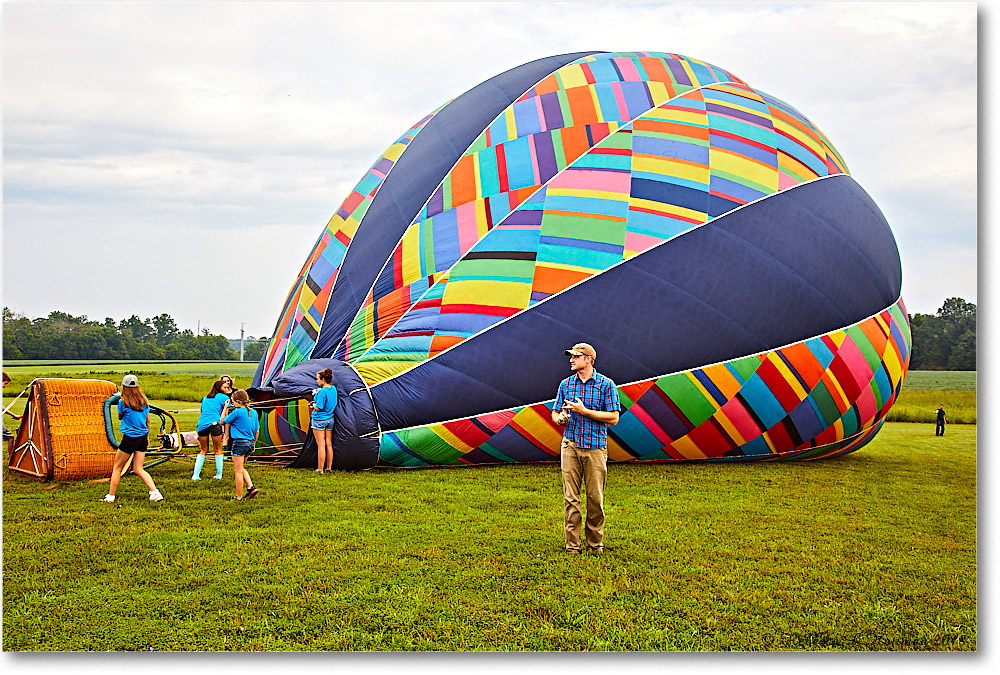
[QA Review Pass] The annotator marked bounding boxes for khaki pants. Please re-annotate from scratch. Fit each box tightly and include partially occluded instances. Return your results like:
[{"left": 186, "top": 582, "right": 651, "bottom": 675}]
[{"left": 560, "top": 438, "right": 607, "bottom": 551}]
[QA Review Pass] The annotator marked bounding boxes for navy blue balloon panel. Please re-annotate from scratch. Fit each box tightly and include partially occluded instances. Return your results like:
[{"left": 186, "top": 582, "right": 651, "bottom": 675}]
[{"left": 370, "top": 175, "right": 902, "bottom": 431}]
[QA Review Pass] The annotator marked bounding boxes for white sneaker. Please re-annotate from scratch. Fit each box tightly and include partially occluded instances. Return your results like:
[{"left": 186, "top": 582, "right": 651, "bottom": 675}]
[
  {"left": 102, "top": 494, "right": 115, "bottom": 502},
  {"left": 149, "top": 489, "right": 164, "bottom": 502}
]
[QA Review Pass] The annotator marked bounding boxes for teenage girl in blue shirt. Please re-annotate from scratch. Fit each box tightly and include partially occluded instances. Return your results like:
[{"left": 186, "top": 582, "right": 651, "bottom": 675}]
[
  {"left": 222, "top": 388, "right": 260, "bottom": 500},
  {"left": 309, "top": 368, "right": 337, "bottom": 473},
  {"left": 192, "top": 377, "right": 232, "bottom": 480},
  {"left": 103, "top": 374, "right": 163, "bottom": 502}
]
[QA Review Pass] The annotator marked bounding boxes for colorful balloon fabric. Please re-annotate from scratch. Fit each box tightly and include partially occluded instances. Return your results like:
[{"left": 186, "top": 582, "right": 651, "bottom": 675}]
[{"left": 252, "top": 51, "right": 909, "bottom": 469}]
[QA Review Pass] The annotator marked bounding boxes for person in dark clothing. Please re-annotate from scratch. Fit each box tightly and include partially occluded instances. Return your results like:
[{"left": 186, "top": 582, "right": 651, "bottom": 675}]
[{"left": 935, "top": 405, "right": 946, "bottom": 436}]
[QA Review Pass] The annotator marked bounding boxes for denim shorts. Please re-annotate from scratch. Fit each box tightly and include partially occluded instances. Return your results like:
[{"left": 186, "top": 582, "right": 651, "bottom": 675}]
[
  {"left": 230, "top": 439, "right": 255, "bottom": 457},
  {"left": 311, "top": 417, "right": 335, "bottom": 431}
]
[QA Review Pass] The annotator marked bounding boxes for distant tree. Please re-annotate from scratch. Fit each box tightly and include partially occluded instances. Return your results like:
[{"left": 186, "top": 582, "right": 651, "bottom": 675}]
[
  {"left": 908, "top": 313, "right": 944, "bottom": 370},
  {"left": 122, "top": 335, "right": 165, "bottom": 360},
  {"left": 2, "top": 309, "right": 245, "bottom": 360},
  {"left": 197, "top": 335, "right": 238, "bottom": 360},
  {"left": 2, "top": 308, "right": 28, "bottom": 359},
  {"left": 119, "top": 315, "right": 154, "bottom": 343},
  {"left": 937, "top": 297, "right": 976, "bottom": 356},
  {"left": 46, "top": 310, "right": 89, "bottom": 328},
  {"left": 908, "top": 297, "right": 976, "bottom": 370},
  {"left": 152, "top": 313, "right": 179, "bottom": 346},
  {"left": 242, "top": 337, "right": 269, "bottom": 363},
  {"left": 162, "top": 330, "right": 238, "bottom": 360},
  {"left": 163, "top": 330, "right": 198, "bottom": 359},
  {"left": 948, "top": 329, "right": 976, "bottom": 370}
]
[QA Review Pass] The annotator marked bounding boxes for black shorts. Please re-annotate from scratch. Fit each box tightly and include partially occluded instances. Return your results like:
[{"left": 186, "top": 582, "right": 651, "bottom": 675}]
[
  {"left": 197, "top": 423, "right": 223, "bottom": 438},
  {"left": 119, "top": 434, "right": 149, "bottom": 455}
]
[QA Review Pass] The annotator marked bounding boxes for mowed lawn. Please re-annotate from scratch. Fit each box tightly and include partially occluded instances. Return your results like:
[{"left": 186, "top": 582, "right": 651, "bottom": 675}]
[{"left": 2, "top": 420, "right": 977, "bottom": 651}]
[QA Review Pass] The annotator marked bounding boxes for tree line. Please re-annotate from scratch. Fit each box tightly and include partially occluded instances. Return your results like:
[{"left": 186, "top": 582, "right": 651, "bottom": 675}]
[
  {"left": 2, "top": 299, "right": 976, "bottom": 370},
  {"left": 2, "top": 308, "right": 269, "bottom": 363},
  {"left": 907, "top": 297, "right": 976, "bottom": 370}
]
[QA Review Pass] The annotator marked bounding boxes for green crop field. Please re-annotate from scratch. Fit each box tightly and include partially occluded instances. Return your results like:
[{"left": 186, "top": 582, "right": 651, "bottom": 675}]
[
  {"left": 887, "top": 370, "right": 976, "bottom": 425},
  {"left": 899, "top": 371, "right": 976, "bottom": 391},
  {"left": 0, "top": 362, "right": 978, "bottom": 651}
]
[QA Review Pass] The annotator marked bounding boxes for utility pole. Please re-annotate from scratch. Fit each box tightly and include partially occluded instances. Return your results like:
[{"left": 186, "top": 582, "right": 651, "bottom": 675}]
[{"left": 240, "top": 322, "right": 245, "bottom": 361}]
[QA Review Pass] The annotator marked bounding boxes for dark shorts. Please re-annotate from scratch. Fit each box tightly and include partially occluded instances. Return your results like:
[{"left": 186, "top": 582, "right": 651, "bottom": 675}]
[
  {"left": 230, "top": 439, "right": 255, "bottom": 457},
  {"left": 119, "top": 434, "right": 149, "bottom": 455},
  {"left": 197, "top": 423, "right": 223, "bottom": 438}
]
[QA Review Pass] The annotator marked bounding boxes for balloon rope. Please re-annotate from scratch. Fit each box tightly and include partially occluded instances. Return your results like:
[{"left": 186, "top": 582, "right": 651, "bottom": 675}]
[{"left": 2, "top": 384, "right": 31, "bottom": 416}]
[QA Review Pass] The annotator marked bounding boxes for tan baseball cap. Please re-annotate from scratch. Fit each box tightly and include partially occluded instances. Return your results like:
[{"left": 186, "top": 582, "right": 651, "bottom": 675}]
[{"left": 565, "top": 343, "right": 597, "bottom": 360}]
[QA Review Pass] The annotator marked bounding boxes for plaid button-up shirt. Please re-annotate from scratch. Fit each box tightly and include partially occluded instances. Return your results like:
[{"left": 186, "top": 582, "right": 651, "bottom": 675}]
[{"left": 553, "top": 370, "right": 621, "bottom": 449}]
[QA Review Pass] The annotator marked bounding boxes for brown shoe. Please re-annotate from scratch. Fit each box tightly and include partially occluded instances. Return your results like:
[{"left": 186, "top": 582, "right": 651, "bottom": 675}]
[{"left": 567, "top": 548, "right": 582, "bottom": 555}]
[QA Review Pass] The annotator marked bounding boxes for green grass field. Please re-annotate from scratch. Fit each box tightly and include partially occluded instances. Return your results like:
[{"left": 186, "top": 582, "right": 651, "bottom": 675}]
[
  {"left": 1, "top": 423, "right": 976, "bottom": 651},
  {"left": 0, "top": 361, "right": 978, "bottom": 651}
]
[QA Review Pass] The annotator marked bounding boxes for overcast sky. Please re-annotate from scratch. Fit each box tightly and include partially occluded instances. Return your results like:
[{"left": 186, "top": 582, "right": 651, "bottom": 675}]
[{"left": 1, "top": 1, "right": 979, "bottom": 342}]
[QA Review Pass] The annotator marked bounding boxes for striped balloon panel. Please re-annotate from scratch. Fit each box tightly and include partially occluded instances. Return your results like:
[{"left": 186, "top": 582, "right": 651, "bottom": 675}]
[
  {"left": 259, "top": 108, "right": 441, "bottom": 385},
  {"left": 352, "top": 81, "right": 847, "bottom": 386},
  {"left": 377, "top": 299, "right": 909, "bottom": 466},
  {"left": 335, "top": 52, "right": 747, "bottom": 363},
  {"left": 255, "top": 399, "right": 312, "bottom": 458}
]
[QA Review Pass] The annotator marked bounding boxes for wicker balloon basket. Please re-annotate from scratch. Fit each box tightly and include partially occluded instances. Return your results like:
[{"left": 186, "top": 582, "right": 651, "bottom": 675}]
[{"left": 8, "top": 378, "right": 121, "bottom": 481}]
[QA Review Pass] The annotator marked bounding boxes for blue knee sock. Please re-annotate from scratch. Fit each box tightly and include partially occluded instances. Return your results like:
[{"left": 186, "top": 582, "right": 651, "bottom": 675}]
[
  {"left": 214, "top": 454, "right": 224, "bottom": 478},
  {"left": 192, "top": 454, "right": 205, "bottom": 480}
]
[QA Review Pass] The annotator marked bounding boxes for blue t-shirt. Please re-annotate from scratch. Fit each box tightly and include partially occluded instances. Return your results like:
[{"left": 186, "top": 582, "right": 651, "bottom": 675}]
[
  {"left": 311, "top": 386, "right": 337, "bottom": 422},
  {"left": 223, "top": 407, "right": 259, "bottom": 441},
  {"left": 117, "top": 399, "right": 150, "bottom": 437},
  {"left": 197, "top": 392, "right": 230, "bottom": 431}
]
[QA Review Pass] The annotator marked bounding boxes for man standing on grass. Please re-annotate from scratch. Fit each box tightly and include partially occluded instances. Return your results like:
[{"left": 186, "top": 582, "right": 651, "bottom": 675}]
[
  {"left": 936, "top": 404, "right": 946, "bottom": 436},
  {"left": 551, "top": 343, "right": 620, "bottom": 555}
]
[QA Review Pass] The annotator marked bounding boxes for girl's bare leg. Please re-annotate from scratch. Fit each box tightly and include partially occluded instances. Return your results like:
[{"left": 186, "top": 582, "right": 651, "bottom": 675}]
[
  {"left": 233, "top": 455, "right": 246, "bottom": 498},
  {"left": 108, "top": 450, "right": 132, "bottom": 496},
  {"left": 313, "top": 428, "right": 326, "bottom": 472},
  {"left": 131, "top": 451, "right": 157, "bottom": 492}
]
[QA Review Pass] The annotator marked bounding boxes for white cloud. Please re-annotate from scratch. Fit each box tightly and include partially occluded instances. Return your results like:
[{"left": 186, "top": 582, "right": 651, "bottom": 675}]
[{"left": 2, "top": 0, "right": 979, "bottom": 338}]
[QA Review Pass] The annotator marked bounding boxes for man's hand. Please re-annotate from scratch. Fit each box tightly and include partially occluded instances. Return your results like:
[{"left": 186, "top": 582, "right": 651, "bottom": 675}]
[
  {"left": 551, "top": 409, "right": 570, "bottom": 425},
  {"left": 563, "top": 397, "right": 619, "bottom": 426}
]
